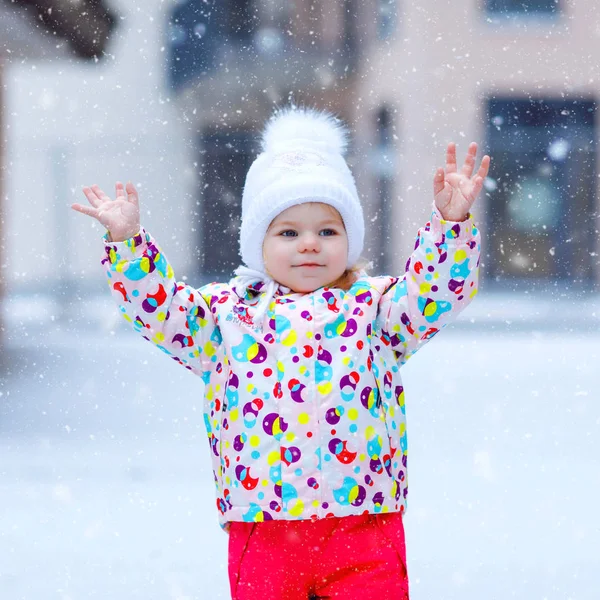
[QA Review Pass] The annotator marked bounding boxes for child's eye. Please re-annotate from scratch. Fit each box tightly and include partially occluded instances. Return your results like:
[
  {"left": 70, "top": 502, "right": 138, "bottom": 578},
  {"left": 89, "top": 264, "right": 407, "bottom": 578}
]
[
  {"left": 320, "top": 229, "right": 337, "bottom": 236},
  {"left": 280, "top": 230, "right": 297, "bottom": 237}
]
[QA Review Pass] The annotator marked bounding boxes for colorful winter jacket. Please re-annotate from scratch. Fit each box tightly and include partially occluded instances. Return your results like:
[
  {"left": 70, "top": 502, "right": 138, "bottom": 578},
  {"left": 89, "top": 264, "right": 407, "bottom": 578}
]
[{"left": 102, "top": 210, "right": 480, "bottom": 531}]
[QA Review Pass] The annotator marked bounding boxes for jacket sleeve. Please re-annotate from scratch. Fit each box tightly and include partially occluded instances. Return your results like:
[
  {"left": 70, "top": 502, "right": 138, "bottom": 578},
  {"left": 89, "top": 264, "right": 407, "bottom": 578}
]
[
  {"left": 101, "top": 227, "right": 223, "bottom": 377},
  {"left": 377, "top": 208, "right": 481, "bottom": 366}
]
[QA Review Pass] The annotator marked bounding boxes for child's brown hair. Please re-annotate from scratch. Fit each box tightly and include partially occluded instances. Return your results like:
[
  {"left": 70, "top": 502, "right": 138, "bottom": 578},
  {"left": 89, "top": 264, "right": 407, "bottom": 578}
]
[{"left": 327, "top": 259, "right": 370, "bottom": 291}]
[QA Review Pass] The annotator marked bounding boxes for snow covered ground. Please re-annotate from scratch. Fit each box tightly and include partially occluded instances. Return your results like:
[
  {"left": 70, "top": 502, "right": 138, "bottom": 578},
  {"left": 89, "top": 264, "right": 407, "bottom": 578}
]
[{"left": 1, "top": 310, "right": 599, "bottom": 599}]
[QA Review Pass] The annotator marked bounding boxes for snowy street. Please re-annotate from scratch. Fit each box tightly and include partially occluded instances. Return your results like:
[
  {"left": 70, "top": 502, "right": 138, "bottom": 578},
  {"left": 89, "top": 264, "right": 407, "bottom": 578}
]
[{"left": 1, "top": 308, "right": 599, "bottom": 600}]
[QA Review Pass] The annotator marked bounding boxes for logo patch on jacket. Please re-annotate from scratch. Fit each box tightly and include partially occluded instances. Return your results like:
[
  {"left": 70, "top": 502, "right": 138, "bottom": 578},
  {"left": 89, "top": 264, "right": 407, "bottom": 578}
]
[{"left": 226, "top": 305, "right": 260, "bottom": 331}]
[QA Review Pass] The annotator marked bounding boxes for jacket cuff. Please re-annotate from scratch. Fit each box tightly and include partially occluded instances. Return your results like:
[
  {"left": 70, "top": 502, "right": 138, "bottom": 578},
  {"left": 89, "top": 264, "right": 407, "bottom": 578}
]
[
  {"left": 429, "top": 207, "right": 477, "bottom": 242},
  {"left": 103, "top": 227, "right": 148, "bottom": 264}
]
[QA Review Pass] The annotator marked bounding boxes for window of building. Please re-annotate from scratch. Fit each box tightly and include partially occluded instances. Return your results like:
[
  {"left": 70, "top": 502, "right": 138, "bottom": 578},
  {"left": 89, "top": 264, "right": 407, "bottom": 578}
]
[
  {"left": 486, "top": 0, "right": 560, "bottom": 15},
  {"left": 378, "top": 0, "right": 397, "bottom": 40},
  {"left": 370, "top": 106, "right": 396, "bottom": 274},
  {"left": 198, "top": 130, "right": 257, "bottom": 281},
  {"left": 225, "top": 0, "right": 257, "bottom": 42},
  {"left": 485, "top": 98, "right": 596, "bottom": 288},
  {"left": 167, "top": 0, "right": 259, "bottom": 90},
  {"left": 168, "top": 0, "right": 217, "bottom": 90}
]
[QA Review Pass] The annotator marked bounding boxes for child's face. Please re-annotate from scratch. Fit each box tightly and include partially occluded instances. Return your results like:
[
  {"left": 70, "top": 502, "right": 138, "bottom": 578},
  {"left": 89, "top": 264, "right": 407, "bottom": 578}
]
[{"left": 263, "top": 202, "right": 348, "bottom": 293}]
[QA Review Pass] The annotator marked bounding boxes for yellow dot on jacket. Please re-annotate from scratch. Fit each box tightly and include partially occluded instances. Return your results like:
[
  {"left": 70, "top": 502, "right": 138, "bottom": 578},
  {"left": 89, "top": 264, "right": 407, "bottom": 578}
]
[
  {"left": 454, "top": 248, "right": 467, "bottom": 263},
  {"left": 139, "top": 256, "right": 151, "bottom": 274},
  {"left": 423, "top": 301, "right": 438, "bottom": 318},
  {"left": 248, "top": 343, "right": 261, "bottom": 361},
  {"left": 272, "top": 417, "right": 284, "bottom": 436},
  {"left": 282, "top": 330, "right": 297, "bottom": 347},
  {"left": 318, "top": 382, "right": 332, "bottom": 395},
  {"left": 288, "top": 499, "right": 304, "bottom": 517}
]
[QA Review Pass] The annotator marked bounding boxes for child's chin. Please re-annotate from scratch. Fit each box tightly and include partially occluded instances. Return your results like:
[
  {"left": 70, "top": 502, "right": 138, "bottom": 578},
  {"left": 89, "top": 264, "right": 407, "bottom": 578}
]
[{"left": 291, "top": 281, "right": 322, "bottom": 294}]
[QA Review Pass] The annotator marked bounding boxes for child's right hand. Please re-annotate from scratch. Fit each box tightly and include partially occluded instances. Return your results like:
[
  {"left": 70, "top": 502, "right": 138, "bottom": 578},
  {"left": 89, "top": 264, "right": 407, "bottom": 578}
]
[{"left": 71, "top": 182, "right": 141, "bottom": 242}]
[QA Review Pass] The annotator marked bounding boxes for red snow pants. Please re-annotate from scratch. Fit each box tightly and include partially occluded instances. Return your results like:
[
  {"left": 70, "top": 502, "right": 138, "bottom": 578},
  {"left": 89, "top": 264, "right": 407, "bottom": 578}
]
[{"left": 228, "top": 512, "right": 409, "bottom": 600}]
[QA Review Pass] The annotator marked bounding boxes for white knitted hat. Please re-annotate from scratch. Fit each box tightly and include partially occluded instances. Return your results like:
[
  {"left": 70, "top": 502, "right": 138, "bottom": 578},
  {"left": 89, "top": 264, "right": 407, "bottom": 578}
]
[{"left": 239, "top": 106, "right": 365, "bottom": 273}]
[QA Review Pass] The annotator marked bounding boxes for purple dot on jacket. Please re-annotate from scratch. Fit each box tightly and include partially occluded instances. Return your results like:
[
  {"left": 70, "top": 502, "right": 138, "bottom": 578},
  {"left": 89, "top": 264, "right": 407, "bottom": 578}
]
[
  {"left": 247, "top": 371, "right": 253, "bottom": 378},
  {"left": 432, "top": 286, "right": 438, "bottom": 292},
  {"left": 315, "top": 333, "right": 321, "bottom": 340},
  {"left": 428, "top": 265, "right": 434, "bottom": 272},
  {"left": 292, "top": 356, "right": 300, "bottom": 363},
  {"left": 340, "top": 345, "right": 347, "bottom": 352},
  {"left": 458, "top": 295, "right": 464, "bottom": 301},
  {"left": 322, "top": 502, "right": 329, "bottom": 509}
]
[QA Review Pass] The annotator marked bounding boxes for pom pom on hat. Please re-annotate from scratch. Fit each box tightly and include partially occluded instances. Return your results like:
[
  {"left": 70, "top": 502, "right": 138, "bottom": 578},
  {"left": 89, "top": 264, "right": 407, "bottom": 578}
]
[
  {"left": 239, "top": 105, "right": 364, "bottom": 274},
  {"left": 261, "top": 107, "right": 349, "bottom": 155}
]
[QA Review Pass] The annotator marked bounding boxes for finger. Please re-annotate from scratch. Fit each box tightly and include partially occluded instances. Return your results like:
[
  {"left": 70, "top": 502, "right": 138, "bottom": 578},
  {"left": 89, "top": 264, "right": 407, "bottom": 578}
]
[
  {"left": 125, "top": 182, "right": 139, "bottom": 208},
  {"left": 115, "top": 181, "right": 126, "bottom": 199},
  {"left": 82, "top": 186, "right": 103, "bottom": 208},
  {"left": 433, "top": 167, "right": 446, "bottom": 196},
  {"left": 71, "top": 202, "right": 100, "bottom": 218},
  {"left": 445, "top": 143, "right": 457, "bottom": 173},
  {"left": 90, "top": 184, "right": 112, "bottom": 203},
  {"left": 475, "top": 154, "right": 491, "bottom": 180},
  {"left": 460, "top": 142, "right": 478, "bottom": 178},
  {"left": 469, "top": 176, "right": 484, "bottom": 202}
]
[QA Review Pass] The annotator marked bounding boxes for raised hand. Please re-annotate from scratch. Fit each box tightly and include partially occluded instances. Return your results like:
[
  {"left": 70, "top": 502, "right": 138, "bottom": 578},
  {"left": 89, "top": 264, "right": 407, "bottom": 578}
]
[
  {"left": 71, "top": 182, "right": 141, "bottom": 242},
  {"left": 433, "top": 142, "right": 491, "bottom": 222}
]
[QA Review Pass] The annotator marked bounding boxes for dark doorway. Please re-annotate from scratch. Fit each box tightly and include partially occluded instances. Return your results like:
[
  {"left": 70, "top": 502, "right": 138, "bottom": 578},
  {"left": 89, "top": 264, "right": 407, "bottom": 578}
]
[
  {"left": 198, "top": 130, "right": 257, "bottom": 283},
  {"left": 486, "top": 98, "right": 596, "bottom": 289}
]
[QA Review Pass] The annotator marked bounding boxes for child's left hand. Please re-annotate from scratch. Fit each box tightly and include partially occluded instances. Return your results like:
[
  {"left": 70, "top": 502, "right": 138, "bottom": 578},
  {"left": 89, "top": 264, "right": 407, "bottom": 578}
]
[{"left": 433, "top": 142, "right": 491, "bottom": 222}]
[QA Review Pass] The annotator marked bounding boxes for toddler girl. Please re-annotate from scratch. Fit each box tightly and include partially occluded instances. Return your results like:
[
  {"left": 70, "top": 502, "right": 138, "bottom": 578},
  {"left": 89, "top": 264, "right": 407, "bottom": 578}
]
[{"left": 72, "top": 106, "right": 490, "bottom": 600}]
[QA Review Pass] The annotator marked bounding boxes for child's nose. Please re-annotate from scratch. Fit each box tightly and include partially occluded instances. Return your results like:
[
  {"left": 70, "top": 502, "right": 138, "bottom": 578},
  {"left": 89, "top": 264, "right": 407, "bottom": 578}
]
[{"left": 298, "top": 233, "right": 320, "bottom": 251}]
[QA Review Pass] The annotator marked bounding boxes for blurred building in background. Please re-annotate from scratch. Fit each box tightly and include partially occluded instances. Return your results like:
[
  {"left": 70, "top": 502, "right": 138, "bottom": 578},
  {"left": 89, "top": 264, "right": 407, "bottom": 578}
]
[
  {"left": 0, "top": 0, "right": 117, "bottom": 334},
  {"left": 1, "top": 0, "right": 193, "bottom": 321},
  {"left": 167, "top": 0, "right": 599, "bottom": 292},
  {"left": 0, "top": 0, "right": 598, "bottom": 339}
]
